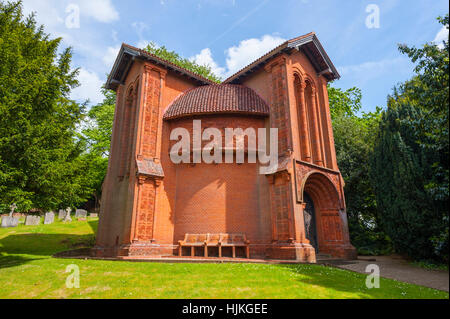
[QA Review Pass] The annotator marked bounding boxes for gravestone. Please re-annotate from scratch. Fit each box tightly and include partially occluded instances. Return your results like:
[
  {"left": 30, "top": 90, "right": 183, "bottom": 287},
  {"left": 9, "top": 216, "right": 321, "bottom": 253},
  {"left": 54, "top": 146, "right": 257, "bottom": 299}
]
[
  {"left": 25, "top": 215, "right": 41, "bottom": 226},
  {"left": 44, "top": 211, "right": 55, "bottom": 225},
  {"left": 89, "top": 213, "right": 98, "bottom": 218},
  {"left": 63, "top": 208, "right": 72, "bottom": 222},
  {"left": 9, "top": 203, "right": 17, "bottom": 217},
  {"left": 75, "top": 209, "right": 87, "bottom": 219},
  {"left": 1, "top": 216, "right": 19, "bottom": 228},
  {"left": 58, "top": 209, "right": 67, "bottom": 220},
  {"left": 1, "top": 203, "right": 19, "bottom": 227}
]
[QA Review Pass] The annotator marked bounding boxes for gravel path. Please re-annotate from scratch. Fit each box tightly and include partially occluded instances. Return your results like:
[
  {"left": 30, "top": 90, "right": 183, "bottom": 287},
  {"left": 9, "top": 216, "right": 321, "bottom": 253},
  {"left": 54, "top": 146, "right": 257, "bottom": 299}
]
[{"left": 319, "top": 255, "right": 449, "bottom": 292}]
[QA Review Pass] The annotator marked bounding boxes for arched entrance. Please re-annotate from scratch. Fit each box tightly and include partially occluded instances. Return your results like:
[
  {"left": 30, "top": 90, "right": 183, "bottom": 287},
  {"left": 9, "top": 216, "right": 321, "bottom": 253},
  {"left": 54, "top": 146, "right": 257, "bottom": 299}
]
[
  {"left": 303, "top": 192, "right": 318, "bottom": 251},
  {"left": 302, "top": 172, "right": 347, "bottom": 256}
]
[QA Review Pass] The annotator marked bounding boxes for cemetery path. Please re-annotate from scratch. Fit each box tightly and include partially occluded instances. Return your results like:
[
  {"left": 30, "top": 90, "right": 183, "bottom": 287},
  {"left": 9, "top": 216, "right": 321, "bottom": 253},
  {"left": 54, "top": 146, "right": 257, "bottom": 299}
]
[{"left": 320, "top": 255, "right": 449, "bottom": 292}]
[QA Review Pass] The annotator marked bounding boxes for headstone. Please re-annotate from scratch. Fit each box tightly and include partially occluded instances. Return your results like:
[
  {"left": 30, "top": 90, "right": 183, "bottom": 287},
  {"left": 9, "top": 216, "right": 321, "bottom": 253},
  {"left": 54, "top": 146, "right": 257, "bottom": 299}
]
[
  {"left": 63, "top": 207, "right": 72, "bottom": 222},
  {"left": 58, "top": 209, "right": 67, "bottom": 220},
  {"left": 9, "top": 203, "right": 17, "bottom": 217},
  {"left": 44, "top": 211, "right": 55, "bottom": 225},
  {"left": 89, "top": 213, "right": 98, "bottom": 218},
  {"left": 1, "top": 216, "right": 19, "bottom": 228},
  {"left": 75, "top": 209, "right": 87, "bottom": 219},
  {"left": 25, "top": 215, "right": 41, "bottom": 226}
]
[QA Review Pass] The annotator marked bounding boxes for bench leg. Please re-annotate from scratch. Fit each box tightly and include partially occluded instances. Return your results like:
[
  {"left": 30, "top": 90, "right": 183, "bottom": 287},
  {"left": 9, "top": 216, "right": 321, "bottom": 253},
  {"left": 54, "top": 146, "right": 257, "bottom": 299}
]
[
  {"left": 179, "top": 245, "right": 182, "bottom": 257},
  {"left": 232, "top": 246, "right": 236, "bottom": 258},
  {"left": 191, "top": 246, "right": 194, "bottom": 257},
  {"left": 219, "top": 245, "right": 222, "bottom": 258},
  {"left": 204, "top": 246, "right": 208, "bottom": 258},
  {"left": 246, "top": 245, "right": 250, "bottom": 259}
]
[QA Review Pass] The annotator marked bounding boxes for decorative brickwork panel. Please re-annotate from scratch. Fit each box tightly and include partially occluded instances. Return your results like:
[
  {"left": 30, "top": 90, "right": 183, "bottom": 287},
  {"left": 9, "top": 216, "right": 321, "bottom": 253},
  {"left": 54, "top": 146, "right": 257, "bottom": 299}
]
[
  {"left": 135, "top": 180, "right": 156, "bottom": 241},
  {"left": 143, "top": 69, "right": 162, "bottom": 158},
  {"left": 270, "top": 175, "right": 292, "bottom": 242}
]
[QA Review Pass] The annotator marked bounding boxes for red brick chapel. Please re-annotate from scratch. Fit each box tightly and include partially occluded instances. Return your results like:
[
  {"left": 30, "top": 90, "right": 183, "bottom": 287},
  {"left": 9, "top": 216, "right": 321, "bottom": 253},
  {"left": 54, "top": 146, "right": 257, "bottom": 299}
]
[{"left": 94, "top": 32, "right": 357, "bottom": 262}]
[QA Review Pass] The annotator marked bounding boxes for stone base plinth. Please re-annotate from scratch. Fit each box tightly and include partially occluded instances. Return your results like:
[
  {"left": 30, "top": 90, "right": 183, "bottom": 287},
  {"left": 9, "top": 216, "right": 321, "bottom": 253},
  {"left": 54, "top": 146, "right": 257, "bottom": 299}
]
[
  {"left": 93, "top": 242, "right": 322, "bottom": 263},
  {"left": 92, "top": 242, "right": 176, "bottom": 258},
  {"left": 267, "top": 243, "right": 317, "bottom": 263}
]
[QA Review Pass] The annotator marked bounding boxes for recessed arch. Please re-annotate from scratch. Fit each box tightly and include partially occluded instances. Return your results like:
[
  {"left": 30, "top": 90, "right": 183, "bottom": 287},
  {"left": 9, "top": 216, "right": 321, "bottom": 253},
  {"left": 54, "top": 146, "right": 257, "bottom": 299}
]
[
  {"left": 300, "top": 171, "right": 345, "bottom": 252},
  {"left": 119, "top": 78, "right": 140, "bottom": 177}
]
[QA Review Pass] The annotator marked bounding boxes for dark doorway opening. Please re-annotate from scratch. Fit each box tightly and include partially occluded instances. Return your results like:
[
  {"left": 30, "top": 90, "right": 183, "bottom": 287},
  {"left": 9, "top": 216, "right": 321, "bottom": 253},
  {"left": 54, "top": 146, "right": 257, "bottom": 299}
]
[{"left": 303, "top": 192, "right": 318, "bottom": 251}]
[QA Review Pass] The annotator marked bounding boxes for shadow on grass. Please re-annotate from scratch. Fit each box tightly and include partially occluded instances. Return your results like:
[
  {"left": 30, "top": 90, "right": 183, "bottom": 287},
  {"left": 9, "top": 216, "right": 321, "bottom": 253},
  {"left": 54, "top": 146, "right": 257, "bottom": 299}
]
[
  {"left": 0, "top": 254, "right": 44, "bottom": 270},
  {"left": 275, "top": 263, "right": 446, "bottom": 299},
  {"left": 0, "top": 219, "right": 99, "bottom": 269},
  {"left": 0, "top": 233, "right": 96, "bottom": 256}
]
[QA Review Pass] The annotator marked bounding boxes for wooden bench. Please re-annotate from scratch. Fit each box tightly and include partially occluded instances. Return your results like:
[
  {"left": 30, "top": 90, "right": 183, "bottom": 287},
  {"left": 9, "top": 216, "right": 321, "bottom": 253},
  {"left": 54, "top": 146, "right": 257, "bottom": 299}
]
[
  {"left": 178, "top": 234, "right": 208, "bottom": 257},
  {"left": 178, "top": 233, "right": 250, "bottom": 258}
]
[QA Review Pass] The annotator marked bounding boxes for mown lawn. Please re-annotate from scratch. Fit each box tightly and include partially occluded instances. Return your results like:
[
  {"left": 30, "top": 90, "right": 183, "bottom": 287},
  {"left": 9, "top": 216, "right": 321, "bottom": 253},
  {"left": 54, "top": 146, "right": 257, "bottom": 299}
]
[{"left": 0, "top": 219, "right": 448, "bottom": 299}]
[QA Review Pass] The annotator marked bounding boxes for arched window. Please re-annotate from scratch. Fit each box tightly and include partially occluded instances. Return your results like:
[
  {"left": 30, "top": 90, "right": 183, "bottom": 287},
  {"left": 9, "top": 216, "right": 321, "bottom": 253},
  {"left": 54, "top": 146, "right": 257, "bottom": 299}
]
[
  {"left": 294, "top": 75, "right": 324, "bottom": 166},
  {"left": 119, "top": 82, "right": 138, "bottom": 178},
  {"left": 294, "top": 75, "right": 311, "bottom": 162}
]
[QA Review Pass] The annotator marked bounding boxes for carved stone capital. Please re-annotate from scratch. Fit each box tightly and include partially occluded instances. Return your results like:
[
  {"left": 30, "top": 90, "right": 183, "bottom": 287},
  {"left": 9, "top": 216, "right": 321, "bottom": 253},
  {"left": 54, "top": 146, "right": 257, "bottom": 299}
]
[
  {"left": 264, "top": 55, "right": 287, "bottom": 73},
  {"left": 144, "top": 63, "right": 167, "bottom": 79}
]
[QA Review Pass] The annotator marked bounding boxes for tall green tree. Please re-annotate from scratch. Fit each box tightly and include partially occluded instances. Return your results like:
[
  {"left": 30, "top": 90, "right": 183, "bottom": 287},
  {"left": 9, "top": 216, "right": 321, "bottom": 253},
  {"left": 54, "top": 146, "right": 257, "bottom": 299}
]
[
  {"left": 370, "top": 15, "right": 449, "bottom": 262},
  {"left": 0, "top": 1, "right": 90, "bottom": 212},
  {"left": 329, "top": 86, "right": 388, "bottom": 254},
  {"left": 80, "top": 88, "right": 116, "bottom": 209}
]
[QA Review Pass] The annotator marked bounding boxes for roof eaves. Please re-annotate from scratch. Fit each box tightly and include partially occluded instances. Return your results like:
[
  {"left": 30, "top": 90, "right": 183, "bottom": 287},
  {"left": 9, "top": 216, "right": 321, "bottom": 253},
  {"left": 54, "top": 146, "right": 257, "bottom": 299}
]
[
  {"left": 288, "top": 34, "right": 340, "bottom": 80},
  {"left": 223, "top": 32, "right": 340, "bottom": 84}
]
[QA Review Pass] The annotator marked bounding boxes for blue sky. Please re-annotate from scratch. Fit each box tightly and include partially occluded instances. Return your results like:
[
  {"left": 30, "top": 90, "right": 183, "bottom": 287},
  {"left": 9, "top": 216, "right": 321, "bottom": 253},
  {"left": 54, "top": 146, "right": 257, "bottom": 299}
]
[{"left": 22, "top": 0, "right": 449, "bottom": 112}]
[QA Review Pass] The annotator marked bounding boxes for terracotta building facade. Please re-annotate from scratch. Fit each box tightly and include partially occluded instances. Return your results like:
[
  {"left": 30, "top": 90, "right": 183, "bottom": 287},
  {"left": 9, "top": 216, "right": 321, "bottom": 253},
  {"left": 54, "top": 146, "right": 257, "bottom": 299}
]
[{"left": 94, "top": 32, "right": 357, "bottom": 262}]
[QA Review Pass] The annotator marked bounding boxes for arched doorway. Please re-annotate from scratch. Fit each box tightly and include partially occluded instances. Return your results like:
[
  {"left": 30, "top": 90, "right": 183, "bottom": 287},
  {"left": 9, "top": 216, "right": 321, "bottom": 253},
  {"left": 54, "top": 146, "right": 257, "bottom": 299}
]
[
  {"left": 302, "top": 172, "right": 346, "bottom": 255},
  {"left": 303, "top": 192, "right": 318, "bottom": 251}
]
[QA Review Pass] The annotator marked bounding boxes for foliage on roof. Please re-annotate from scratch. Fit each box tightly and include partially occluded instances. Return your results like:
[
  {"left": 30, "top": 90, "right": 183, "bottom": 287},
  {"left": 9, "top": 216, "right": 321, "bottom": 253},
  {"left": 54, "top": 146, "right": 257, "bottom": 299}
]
[{"left": 143, "top": 42, "right": 222, "bottom": 83}]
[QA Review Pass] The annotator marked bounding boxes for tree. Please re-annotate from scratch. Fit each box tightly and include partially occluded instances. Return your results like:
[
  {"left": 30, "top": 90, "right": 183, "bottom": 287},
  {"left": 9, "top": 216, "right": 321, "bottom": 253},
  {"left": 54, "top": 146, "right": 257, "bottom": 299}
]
[
  {"left": 370, "top": 15, "right": 449, "bottom": 262},
  {"left": 143, "top": 42, "right": 222, "bottom": 83},
  {"left": 80, "top": 88, "right": 116, "bottom": 210},
  {"left": 0, "top": 1, "right": 90, "bottom": 212},
  {"left": 329, "top": 86, "right": 389, "bottom": 254}
]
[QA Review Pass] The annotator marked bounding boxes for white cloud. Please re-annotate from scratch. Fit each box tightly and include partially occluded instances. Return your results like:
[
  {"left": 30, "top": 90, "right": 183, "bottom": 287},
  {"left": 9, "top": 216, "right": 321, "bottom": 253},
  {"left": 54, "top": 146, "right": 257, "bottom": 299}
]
[
  {"left": 103, "top": 46, "right": 121, "bottom": 66},
  {"left": 79, "top": 0, "right": 119, "bottom": 23},
  {"left": 22, "top": 0, "right": 119, "bottom": 24},
  {"left": 433, "top": 26, "right": 449, "bottom": 49},
  {"left": 21, "top": 0, "right": 64, "bottom": 28},
  {"left": 71, "top": 69, "right": 104, "bottom": 105},
  {"left": 224, "top": 34, "right": 285, "bottom": 77},
  {"left": 191, "top": 34, "right": 286, "bottom": 80},
  {"left": 137, "top": 39, "right": 152, "bottom": 49},
  {"left": 190, "top": 48, "right": 227, "bottom": 79}
]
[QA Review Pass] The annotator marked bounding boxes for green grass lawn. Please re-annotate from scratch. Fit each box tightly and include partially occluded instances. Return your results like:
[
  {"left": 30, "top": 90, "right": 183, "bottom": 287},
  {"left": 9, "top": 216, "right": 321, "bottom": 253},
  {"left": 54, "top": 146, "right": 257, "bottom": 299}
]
[{"left": 0, "top": 219, "right": 448, "bottom": 299}]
